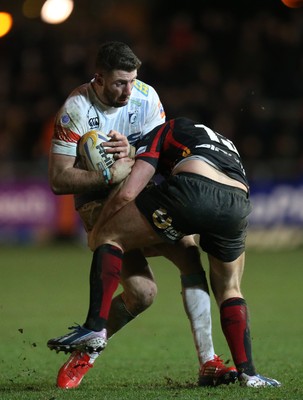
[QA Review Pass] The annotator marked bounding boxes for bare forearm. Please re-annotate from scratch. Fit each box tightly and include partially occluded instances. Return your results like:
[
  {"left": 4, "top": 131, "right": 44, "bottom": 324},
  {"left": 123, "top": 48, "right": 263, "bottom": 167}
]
[
  {"left": 49, "top": 167, "right": 107, "bottom": 195},
  {"left": 48, "top": 151, "right": 134, "bottom": 195},
  {"left": 92, "top": 160, "right": 155, "bottom": 228}
]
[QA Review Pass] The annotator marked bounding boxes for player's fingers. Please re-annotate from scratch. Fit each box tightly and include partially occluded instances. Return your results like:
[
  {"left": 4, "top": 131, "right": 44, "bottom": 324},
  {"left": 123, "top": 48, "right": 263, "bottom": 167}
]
[
  {"left": 108, "top": 130, "right": 123, "bottom": 139},
  {"left": 105, "top": 144, "right": 124, "bottom": 151},
  {"left": 104, "top": 140, "right": 121, "bottom": 148},
  {"left": 105, "top": 141, "right": 128, "bottom": 152}
]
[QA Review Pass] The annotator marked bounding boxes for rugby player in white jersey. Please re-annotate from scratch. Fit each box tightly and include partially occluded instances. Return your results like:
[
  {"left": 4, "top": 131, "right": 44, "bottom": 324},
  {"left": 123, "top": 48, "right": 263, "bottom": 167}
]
[{"left": 48, "top": 41, "right": 237, "bottom": 389}]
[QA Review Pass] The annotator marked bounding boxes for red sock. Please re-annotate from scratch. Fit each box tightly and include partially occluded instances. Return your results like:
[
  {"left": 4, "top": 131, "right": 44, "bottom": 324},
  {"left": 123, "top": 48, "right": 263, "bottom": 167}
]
[
  {"left": 85, "top": 244, "right": 122, "bottom": 331},
  {"left": 220, "top": 297, "right": 256, "bottom": 375}
]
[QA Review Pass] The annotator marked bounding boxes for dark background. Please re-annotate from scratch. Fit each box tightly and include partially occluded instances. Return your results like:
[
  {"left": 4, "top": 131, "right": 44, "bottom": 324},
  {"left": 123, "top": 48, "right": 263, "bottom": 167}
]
[{"left": 1, "top": 0, "right": 302, "bottom": 183}]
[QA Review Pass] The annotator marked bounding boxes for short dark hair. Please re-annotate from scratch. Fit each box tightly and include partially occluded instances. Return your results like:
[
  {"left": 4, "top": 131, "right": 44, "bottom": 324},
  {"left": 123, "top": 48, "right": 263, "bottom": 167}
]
[{"left": 95, "top": 41, "right": 142, "bottom": 72}]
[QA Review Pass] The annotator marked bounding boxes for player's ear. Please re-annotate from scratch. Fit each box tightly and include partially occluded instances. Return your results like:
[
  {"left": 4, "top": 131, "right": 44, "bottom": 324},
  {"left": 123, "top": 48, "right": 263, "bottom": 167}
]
[{"left": 94, "top": 73, "right": 104, "bottom": 86}]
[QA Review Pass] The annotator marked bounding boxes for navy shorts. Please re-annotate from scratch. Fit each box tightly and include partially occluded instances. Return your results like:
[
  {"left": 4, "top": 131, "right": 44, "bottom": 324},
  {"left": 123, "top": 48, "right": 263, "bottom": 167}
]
[{"left": 135, "top": 172, "right": 252, "bottom": 262}]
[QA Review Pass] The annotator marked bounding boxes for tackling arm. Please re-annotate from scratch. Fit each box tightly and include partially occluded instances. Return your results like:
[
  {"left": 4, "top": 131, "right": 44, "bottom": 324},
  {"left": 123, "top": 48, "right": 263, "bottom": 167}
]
[{"left": 91, "top": 159, "right": 155, "bottom": 230}]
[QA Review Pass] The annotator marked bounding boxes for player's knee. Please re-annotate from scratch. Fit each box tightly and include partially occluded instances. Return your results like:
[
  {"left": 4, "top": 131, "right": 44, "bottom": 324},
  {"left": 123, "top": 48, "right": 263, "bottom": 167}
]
[
  {"left": 134, "top": 279, "right": 157, "bottom": 311},
  {"left": 123, "top": 279, "right": 157, "bottom": 314}
]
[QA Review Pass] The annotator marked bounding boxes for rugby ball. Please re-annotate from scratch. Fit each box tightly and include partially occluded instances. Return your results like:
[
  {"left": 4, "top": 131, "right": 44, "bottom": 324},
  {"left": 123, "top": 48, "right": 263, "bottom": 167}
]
[{"left": 78, "top": 130, "right": 115, "bottom": 172}]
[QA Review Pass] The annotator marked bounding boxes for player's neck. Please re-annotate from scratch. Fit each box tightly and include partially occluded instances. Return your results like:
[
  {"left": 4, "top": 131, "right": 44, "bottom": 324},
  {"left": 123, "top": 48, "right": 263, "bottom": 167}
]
[{"left": 91, "top": 81, "right": 113, "bottom": 111}]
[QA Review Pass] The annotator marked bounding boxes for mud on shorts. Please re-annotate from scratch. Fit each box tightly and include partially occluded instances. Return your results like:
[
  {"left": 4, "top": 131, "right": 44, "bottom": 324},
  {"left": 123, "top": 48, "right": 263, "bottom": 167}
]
[{"left": 135, "top": 172, "right": 252, "bottom": 262}]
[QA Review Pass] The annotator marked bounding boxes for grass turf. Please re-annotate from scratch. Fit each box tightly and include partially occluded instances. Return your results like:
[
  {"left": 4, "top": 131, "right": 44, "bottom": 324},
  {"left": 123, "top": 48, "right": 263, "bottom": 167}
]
[{"left": 0, "top": 243, "right": 302, "bottom": 399}]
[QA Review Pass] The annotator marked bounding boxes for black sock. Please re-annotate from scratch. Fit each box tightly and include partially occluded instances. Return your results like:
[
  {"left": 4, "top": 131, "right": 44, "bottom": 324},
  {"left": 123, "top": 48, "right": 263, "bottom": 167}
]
[
  {"left": 84, "top": 244, "right": 123, "bottom": 331},
  {"left": 220, "top": 297, "right": 256, "bottom": 375}
]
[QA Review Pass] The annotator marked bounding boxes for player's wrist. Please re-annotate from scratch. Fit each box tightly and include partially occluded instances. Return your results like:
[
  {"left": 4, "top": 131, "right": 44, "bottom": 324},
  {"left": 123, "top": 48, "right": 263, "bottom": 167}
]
[{"left": 103, "top": 168, "right": 112, "bottom": 185}]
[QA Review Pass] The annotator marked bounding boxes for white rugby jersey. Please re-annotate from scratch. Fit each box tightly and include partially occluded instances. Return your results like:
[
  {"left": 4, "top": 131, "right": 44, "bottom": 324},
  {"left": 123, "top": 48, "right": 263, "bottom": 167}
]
[{"left": 51, "top": 78, "right": 166, "bottom": 157}]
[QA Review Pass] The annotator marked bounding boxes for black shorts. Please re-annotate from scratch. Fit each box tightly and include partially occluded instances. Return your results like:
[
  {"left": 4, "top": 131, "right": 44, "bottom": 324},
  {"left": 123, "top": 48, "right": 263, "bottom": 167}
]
[{"left": 135, "top": 172, "right": 252, "bottom": 262}]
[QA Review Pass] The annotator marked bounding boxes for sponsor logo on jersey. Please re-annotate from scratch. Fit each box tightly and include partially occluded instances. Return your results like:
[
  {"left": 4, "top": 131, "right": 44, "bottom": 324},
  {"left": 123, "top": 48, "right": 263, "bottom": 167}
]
[
  {"left": 129, "top": 111, "right": 138, "bottom": 125},
  {"left": 130, "top": 99, "right": 142, "bottom": 107},
  {"left": 152, "top": 207, "right": 184, "bottom": 241},
  {"left": 134, "top": 80, "right": 149, "bottom": 96},
  {"left": 87, "top": 105, "right": 99, "bottom": 129},
  {"left": 61, "top": 114, "right": 70, "bottom": 125},
  {"left": 88, "top": 117, "right": 99, "bottom": 128},
  {"left": 153, "top": 207, "right": 172, "bottom": 229}
]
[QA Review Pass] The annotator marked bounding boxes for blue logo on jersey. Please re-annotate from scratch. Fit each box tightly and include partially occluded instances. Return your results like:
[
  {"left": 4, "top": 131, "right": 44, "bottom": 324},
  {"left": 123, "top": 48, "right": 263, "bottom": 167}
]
[{"left": 61, "top": 114, "right": 70, "bottom": 125}]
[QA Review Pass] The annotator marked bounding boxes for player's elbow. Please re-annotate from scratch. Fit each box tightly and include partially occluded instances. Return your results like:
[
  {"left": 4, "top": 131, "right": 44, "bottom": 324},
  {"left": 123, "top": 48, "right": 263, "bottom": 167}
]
[
  {"left": 49, "top": 176, "right": 65, "bottom": 195},
  {"left": 50, "top": 182, "right": 63, "bottom": 195},
  {"left": 119, "top": 189, "right": 137, "bottom": 204}
]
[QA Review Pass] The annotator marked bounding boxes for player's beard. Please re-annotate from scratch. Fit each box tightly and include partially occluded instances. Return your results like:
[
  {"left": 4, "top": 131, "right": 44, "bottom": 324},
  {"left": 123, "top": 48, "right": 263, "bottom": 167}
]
[
  {"left": 103, "top": 87, "right": 129, "bottom": 108},
  {"left": 112, "top": 98, "right": 129, "bottom": 108}
]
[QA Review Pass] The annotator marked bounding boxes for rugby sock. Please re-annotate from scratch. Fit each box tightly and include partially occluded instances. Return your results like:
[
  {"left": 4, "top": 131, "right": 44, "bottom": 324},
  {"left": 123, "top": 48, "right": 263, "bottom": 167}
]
[
  {"left": 220, "top": 297, "right": 256, "bottom": 375},
  {"left": 181, "top": 272, "right": 215, "bottom": 365},
  {"left": 84, "top": 244, "right": 122, "bottom": 332}
]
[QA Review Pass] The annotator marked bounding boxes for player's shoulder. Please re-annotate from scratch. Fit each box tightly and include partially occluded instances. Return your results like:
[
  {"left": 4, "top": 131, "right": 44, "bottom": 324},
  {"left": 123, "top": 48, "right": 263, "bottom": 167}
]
[
  {"left": 132, "top": 79, "right": 159, "bottom": 99},
  {"left": 64, "top": 83, "right": 91, "bottom": 107},
  {"left": 173, "top": 117, "right": 197, "bottom": 130},
  {"left": 56, "top": 83, "right": 91, "bottom": 121}
]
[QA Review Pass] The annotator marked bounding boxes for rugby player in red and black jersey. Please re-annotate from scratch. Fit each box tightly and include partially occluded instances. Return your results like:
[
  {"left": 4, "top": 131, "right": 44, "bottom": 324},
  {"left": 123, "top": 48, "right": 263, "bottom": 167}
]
[
  {"left": 49, "top": 102, "right": 280, "bottom": 387},
  {"left": 90, "top": 118, "right": 280, "bottom": 387},
  {"left": 49, "top": 116, "right": 281, "bottom": 387},
  {"left": 91, "top": 117, "right": 281, "bottom": 387}
]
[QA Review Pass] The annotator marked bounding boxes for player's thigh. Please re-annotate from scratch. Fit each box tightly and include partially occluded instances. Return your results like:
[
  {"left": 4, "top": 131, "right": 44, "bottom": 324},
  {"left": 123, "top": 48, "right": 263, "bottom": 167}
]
[{"left": 100, "top": 201, "right": 164, "bottom": 251}]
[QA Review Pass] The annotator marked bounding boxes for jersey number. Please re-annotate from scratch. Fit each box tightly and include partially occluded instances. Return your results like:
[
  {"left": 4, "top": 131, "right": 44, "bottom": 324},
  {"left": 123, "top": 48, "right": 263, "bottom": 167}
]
[{"left": 195, "top": 124, "right": 240, "bottom": 156}]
